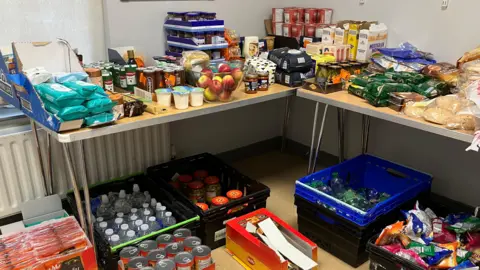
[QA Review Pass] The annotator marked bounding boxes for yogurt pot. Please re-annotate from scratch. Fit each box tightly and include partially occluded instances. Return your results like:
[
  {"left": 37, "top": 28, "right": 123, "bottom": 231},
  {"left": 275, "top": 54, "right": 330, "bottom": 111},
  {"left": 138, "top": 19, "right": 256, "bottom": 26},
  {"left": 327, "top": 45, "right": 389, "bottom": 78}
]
[
  {"left": 189, "top": 88, "right": 204, "bottom": 107},
  {"left": 155, "top": 88, "right": 172, "bottom": 107},
  {"left": 172, "top": 90, "right": 190, "bottom": 110}
]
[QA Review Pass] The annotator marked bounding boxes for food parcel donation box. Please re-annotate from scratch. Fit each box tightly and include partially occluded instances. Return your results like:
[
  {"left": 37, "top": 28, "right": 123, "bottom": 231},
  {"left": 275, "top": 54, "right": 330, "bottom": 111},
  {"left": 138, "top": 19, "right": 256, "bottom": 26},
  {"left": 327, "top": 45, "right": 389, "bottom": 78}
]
[{"left": 226, "top": 208, "right": 318, "bottom": 270}]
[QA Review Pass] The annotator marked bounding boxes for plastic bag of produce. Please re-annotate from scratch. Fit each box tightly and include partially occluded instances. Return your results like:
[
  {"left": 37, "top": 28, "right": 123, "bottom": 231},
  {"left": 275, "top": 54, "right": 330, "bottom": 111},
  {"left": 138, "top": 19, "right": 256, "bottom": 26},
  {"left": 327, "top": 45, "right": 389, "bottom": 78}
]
[
  {"left": 414, "top": 79, "right": 450, "bottom": 99},
  {"left": 43, "top": 101, "right": 88, "bottom": 121},
  {"left": 422, "top": 63, "right": 459, "bottom": 86},
  {"left": 181, "top": 51, "right": 210, "bottom": 85},
  {"left": 35, "top": 83, "right": 85, "bottom": 107}
]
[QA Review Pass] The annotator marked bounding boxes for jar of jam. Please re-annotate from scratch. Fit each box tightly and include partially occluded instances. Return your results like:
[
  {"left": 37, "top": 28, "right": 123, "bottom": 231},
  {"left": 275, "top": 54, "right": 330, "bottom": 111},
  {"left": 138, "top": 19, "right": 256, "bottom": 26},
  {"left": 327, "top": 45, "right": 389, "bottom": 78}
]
[
  {"left": 244, "top": 74, "right": 258, "bottom": 94},
  {"left": 204, "top": 176, "right": 221, "bottom": 204},
  {"left": 136, "top": 67, "right": 145, "bottom": 90},
  {"left": 169, "top": 29, "right": 179, "bottom": 37},
  {"left": 257, "top": 71, "right": 269, "bottom": 91},
  {"left": 205, "top": 12, "right": 217, "bottom": 20},
  {"left": 211, "top": 196, "right": 229, "bottom": 208},
  {"left": 155, "top": 68, "right": 165, "bottom": 89},
  {"left": 188, "top": 181, "right": 205, "bottom": 204},
  {"left": 144, "top": 69, "right": 156, "bottom": 92},
  {"left": 163, "top": 68, "right": 176, "bottom": 87},
  {"left": 193, "top": 170, "right": 208, "bottom": 181},
  {"left": 178, "top": 31, "right": 186, "bottom": 38},
  {"left": 194, "top": 33, "right": 205, "bottom": 45},
  {"left": 175, "top": 67, "right": 185, "bottom": 86},
  {"left": 214, "top": 31, "right": 225, "bottom": 43},
  {"left": 196, "top": 203, "right": 209, "bottom": 212},
  {"left": 226, "top": 190, "right": 243, "bottom": 201},
  {"left": 185, "top": 12, "right": 200, "bottom": 22},
  {"left": 205, "top": 32, "right": 214, "bottom": 44},
  {"left": 178, "top": 175, "right": 193, "bottom": 195}
]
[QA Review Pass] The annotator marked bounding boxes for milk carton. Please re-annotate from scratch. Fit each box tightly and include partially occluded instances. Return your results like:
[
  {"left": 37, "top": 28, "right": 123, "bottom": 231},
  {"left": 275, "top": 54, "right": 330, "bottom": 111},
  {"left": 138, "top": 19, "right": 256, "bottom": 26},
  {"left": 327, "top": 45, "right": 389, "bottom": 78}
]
[{"left": 356, "top": 23, "right": 388, "bottom": 62}]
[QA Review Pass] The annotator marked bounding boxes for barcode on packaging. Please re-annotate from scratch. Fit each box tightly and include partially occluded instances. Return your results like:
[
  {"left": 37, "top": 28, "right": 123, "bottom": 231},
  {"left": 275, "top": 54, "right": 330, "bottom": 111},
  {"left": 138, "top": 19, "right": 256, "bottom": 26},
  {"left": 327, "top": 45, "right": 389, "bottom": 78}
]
[{"left": 214, "top": 228, "right": 226, "bottom": 242}]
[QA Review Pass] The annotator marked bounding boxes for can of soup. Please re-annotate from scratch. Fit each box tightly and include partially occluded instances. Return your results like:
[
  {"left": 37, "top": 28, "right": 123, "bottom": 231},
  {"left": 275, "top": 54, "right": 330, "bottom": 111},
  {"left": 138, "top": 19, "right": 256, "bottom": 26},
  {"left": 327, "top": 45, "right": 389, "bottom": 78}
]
[
  {"left": 127, "top": 256, "right": 149, "bottom": 270},
  {"left": 175, "top": 252, "right": 194, "bottom": 270},
  {"left": 139, "top": 240, "right": 158, "bottom": 257},
  {"left": 120, "top": 246, "right": 140, "bottom": 265},
  {"left": 154, "top": 259, "right": 176, "bottom": 270},
  {"left": 147, "top": 249, "right": 167, "bottom": 266},
  {"left": 156, "top": 234, "right": 174, "bottom": 248},
  {"left": 192, "top": 245, "right": 212, "bottom": 269},
  {"left": 183, "top": 236, "right": 202, "bottom": 253},
  {"left": 173, "top": 228, "right": 192, "bottom": 243},
  {"left": 165, "top": 242, "right": 184, "bottom": 259}
]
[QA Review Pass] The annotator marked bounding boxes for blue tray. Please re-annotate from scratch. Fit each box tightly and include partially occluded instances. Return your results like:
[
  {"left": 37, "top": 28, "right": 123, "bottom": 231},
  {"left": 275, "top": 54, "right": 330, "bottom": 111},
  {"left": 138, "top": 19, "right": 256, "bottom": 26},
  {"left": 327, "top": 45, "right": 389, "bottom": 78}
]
[
  {"left": 295, "top": 154, "right": 432, "bottom": 226},
  {"left": 164, "top": 19, "right": 225, "bottom": 33}
]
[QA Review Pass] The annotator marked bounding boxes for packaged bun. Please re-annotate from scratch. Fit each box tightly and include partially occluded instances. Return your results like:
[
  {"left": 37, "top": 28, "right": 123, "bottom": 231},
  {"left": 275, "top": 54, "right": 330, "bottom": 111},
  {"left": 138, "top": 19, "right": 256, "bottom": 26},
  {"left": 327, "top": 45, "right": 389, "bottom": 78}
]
[{"left": 423, "top": 108, "right": 454, "bottom": 125}]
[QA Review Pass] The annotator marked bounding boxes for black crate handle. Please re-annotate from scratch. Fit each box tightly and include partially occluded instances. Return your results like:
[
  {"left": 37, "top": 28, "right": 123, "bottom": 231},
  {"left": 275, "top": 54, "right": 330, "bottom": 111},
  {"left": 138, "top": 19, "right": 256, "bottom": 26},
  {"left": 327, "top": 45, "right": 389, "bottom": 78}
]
[{"left": 386, "top": 168, "right": 407, "bottom": 179}]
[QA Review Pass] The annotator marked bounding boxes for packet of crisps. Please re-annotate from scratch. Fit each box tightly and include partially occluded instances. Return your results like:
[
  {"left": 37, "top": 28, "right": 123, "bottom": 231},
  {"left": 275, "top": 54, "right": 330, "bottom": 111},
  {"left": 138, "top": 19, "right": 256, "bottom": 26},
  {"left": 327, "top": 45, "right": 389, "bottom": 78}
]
[
  {"left": 375, "top": 221, "right": 404, "bottom": 246},
  {"left": 433, "top": 218, "right": 457, "bottom": 243},
  {"left": 398, "top": 233, "right": 412, "bottom": 248},
  {"left": 425, "top": 249, "right": 453, "bottom": 266},
  {"left": 456, "top": 249, "right": 472, "bottom": 264},
  {"left": 395, "top": 249, "right": 429, "bottom": 269},
  {"left": 449, "top": 217, "right": 480, "bottom": 234},
  {"left": 436, "top": 242, "right": 459, "bottom": 268},
  {"left": 407, "top": 241, "right": 436, "bottom": 257}
]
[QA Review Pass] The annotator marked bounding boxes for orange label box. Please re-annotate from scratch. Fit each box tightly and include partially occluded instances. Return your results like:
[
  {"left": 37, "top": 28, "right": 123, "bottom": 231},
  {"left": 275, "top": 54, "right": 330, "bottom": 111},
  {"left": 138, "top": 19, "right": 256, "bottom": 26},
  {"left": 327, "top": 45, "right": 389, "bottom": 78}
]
[{"left": 226, "top": 208, "right": 319, "bottom": 270}]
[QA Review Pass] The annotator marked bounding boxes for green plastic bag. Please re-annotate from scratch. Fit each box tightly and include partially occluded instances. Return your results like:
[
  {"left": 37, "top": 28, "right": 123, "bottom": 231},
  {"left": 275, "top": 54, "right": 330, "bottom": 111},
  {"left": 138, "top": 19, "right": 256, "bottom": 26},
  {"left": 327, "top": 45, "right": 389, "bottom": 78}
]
[
  {"left": 84, "top": 98, "right": 116, "bottom": 114},
  {"left": 44, "top": 100, "right": 88, "bottom": 121},
  {"left": 35, "top": 83, "right": 85, "bottom": 107},
  {"left": 414, "top": 79, "right": 450, "bottom": 99},
  {"left": 85, "top": 112, "right": 115, "bottom": 127}
]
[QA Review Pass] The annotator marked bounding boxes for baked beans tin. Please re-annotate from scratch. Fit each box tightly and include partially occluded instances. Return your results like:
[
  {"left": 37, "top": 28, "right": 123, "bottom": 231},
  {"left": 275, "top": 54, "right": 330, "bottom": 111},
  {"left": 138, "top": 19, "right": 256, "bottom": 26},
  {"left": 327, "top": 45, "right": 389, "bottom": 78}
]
[
  {"left": 156, "top": 234, "right": 174, "bottom": 248},
  {"left": 282, "top": 23, "right": 292, "bottom": 37},
  {"left": 304, "top": 8, "right": 317, "bottom": 24},
  {"left": 139, "top": 240, "right": 158, "bottom": 257},
  {"left": 165, "top": 242, "right": 184, "bottom": 259},
  {"left": 183, "top": 236, "right": 202, "bottom": 252},
  {"left": 272, "top": 8, "right": 284, "bottom": 22},
  {"left": 283, "top": 9, "right": 296, "bottom": 23},
  {"left": 304, "top": 24, "right": 316, "bottom": 37},
  {"left": 147, "top": 249, "right": 167, "bottom": 266},
  {"left": 173, "top": 228, "right": 192, "bottom": 243},
  {"left": 192, "top": 245, "right": 212, "bottom": 269},
  {"left": 175, "top": 252, "right": 194, "bottom": 270},
  {"left": 120, "top": 246, "right": 140, "bottom": 265},
  {"left": 127, "top": 256, "right": 149, "bottom": 270},
  {"left": 291, "top": 23, "right": 304, "bottom": 38},
  {"left": 154, "top": 259, "right": 176, "bottom": 270}
]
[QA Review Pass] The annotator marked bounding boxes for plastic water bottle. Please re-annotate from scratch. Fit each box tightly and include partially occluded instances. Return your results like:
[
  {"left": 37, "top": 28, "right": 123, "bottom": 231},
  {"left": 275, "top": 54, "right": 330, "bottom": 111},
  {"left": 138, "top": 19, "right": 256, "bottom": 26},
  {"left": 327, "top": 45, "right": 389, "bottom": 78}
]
[
  {"left": 142, "top": 210, "right": 152, "bottom": 223},
  {"left": 95, "top": 217, "right": 104, "bottom": 231},
  {"left": 129, "top": 208, "right": 139, "bottom": 218},
  {"left": 122, "top": 230, "right": 137, "bottom": 243},
  {"left": 128, "top": 215, "right": 139, "bottom": 230},
  {"left": 116, "top": 212, "right": 124, "bottom": 219},
  {"left": 104, "top": 228, "right": 114, "bottom": 241},
  {"left": 131, "top": 184, "right": 146, "bottom": 208},
  {"left": 330, "top": 172, "right": 346, "bottom": 197},
  {"left": 150, "top": 198, "right": 157, "bottom": 212},
  {"left": 97, "top": 221, "right": 108, "bottom": 233},
  {"left": 147, "top": 216, "right": 160, "bottom": 232},
  {"left": 156, "top": 206, "right": 166, "bottom": 224},
  {"left": 109, "top": 234, "right": 121, "bottom": 246},
  {"left": 96, "top": 195, "right": 115, "bottom": 220},
  {"left": 114, "top": 190, "right": 132, "bottom": 213},
  {"left": 144, "top": 192, "right": 151, "bottom": 204},
  {"left": 163, "top": 212, "right": 176, "bottom": 227},
  {"left": 113, "top": 218, "right": 124, "bottom": 233},
  {"left": 119, "top": 224, "right": 129, "bottom": 238},
  {"left": 139, "top": 224, "right": 150, "bottom": 236},
  {"left": 134, "top": 220, "right": 144, "bottom": 233}
]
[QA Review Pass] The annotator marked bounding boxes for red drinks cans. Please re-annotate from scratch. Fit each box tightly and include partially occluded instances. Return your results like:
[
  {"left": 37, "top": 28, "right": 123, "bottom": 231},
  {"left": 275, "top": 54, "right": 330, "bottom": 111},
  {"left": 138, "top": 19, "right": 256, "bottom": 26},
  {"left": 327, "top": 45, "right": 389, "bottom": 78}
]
[{"left": 304, "top": 24, "right": 316, "bottom": 37}]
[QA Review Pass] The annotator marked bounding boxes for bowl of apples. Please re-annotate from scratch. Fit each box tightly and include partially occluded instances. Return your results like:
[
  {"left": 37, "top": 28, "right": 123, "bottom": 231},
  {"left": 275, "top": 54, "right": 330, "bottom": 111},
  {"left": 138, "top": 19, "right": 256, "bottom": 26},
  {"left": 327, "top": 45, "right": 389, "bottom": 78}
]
[{"left": 196, "top": 61, "right": 244, "bottom": 102}]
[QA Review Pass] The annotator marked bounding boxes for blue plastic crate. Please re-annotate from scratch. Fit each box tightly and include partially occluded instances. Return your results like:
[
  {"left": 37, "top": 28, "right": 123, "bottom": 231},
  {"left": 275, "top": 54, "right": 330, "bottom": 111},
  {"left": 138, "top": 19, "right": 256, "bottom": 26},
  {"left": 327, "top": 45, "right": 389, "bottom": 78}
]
[{"left": 295, "top": 154, "right": 432, "bottom": 227}]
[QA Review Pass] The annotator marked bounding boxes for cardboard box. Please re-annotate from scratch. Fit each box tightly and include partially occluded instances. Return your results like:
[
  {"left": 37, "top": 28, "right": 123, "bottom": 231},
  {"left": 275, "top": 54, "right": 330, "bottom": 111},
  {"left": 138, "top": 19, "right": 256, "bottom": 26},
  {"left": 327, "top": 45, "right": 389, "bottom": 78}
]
[
  {"left": 321, "top": 28, "right": 335, "bottom": 45},
  {"left": 12, "top": 41, "right": 86, "bottom": 132},
  {"left": 356, "top": 23, "right": 388, "bottom": 62},
  {"left": 334, "top": 27, "right": 348, "bottom": 45},
  {"left": 346, "top": 21, "right": 377, "bottom": 60},
  {"left": 226, "top": 208, "right": 318, "bottom": 270},
  {"left": 0, "top": 48, "right": 21, "bottom": 109},
  {"left": 306, "top": 42, "right": 324, "bottom": 55}
]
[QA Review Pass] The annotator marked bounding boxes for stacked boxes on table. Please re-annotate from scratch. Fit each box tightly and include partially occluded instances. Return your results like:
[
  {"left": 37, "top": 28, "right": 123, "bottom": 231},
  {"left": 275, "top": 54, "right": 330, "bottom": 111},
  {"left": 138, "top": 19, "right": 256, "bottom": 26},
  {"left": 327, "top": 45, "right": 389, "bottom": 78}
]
[
  {"left": 268, "top": 47, "right": 314, "bottom": 87},
  {"left": 294, "top": 154, "right": 433, "bottom": 267},
  {"left": 272, "top": 7, "right": 334, "bottom": 39}
]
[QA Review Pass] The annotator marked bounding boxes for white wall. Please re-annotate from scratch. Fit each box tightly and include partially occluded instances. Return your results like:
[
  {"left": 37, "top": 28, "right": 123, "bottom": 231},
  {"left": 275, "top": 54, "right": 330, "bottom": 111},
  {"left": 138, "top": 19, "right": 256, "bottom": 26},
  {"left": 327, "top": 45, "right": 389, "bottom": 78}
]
[{"left": 0, "top": 0, "right": 105, "bottom": 63}]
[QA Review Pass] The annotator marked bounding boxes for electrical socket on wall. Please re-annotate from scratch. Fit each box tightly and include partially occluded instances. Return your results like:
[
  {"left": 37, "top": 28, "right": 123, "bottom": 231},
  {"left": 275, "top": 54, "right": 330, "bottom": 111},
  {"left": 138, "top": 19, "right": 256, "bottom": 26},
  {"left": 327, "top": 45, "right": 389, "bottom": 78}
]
[
  {"left": 360, "top": 0, "right": 366, "bottom": 5},
  {"left": 441, "top": 0, "right": 449, "bottom": 10}
]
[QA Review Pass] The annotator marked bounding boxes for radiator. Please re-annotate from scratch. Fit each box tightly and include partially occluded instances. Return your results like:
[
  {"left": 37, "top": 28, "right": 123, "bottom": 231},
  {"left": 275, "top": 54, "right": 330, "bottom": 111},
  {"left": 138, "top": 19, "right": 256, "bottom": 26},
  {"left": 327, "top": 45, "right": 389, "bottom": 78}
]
[{"left": 0, "top": 124, "right": 171, "bottom": 218}]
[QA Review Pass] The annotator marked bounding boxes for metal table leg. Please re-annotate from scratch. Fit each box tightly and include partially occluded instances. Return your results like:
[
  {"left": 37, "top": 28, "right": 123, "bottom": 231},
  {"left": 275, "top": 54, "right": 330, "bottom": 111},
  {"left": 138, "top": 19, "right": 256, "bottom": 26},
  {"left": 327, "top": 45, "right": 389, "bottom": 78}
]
[
  {"left": 62, "top": 143, "right": 87, "bottom": 231},
  {"left": 78, "top": 141, "right": 95, "bottom": 246},
  {"left": 312, "top": 105, "right": 329, "bottom": 173},
  {"left": 307, "top": 102, "right": 320, "bottom": 174},
  {"left": 361, "top": 115, "right": 371, "bottom": 154},
  {"left": 46, "top": 133, "right": 53, "bottom": 195},
  {"left": 30, "top": 120, "right": 48, "bottom": 196},
  {"left": 281, "top": 96, "right": 292, "bottom": 153},
  {"left": 337, "top": 108, "right": 345, "bottom": 163}
]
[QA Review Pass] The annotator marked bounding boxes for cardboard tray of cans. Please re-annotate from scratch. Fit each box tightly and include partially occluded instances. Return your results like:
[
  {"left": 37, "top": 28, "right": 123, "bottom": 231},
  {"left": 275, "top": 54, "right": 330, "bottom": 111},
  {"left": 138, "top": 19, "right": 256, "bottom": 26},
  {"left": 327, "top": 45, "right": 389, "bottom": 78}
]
[
  {"left": 66, "top": 174, "right": 201, "bottom": 270},
  {"left": 146, "top": 153, "right": 271, "bottom": 249}
]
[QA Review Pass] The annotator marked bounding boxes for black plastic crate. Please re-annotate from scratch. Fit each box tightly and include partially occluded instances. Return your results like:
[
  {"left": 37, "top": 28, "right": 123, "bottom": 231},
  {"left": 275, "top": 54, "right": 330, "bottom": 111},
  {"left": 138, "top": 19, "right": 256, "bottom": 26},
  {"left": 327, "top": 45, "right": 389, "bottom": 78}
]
[
  {"left": 294, "top": 193, "right": 428, "bottom": 267},
  {"left": 146, "top": 153, "right": 270, "bottom": 249},
  {"left": 367, "top": 193, "right": 475, "bottom": 270},
  {"left": 66, "top": 174, "right": 200, "bottom": 270}
]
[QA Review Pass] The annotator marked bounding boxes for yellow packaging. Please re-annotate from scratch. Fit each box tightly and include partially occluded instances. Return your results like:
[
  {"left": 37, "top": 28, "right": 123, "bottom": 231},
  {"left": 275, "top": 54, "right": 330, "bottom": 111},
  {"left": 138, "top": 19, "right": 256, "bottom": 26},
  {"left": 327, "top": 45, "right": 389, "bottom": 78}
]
[
  {"left": 334, "top": 27, "right": 348, "bottom": 45},
  {"left": 306, "top": 43, "right": 324, "bottom": 55},
  {"left": 348, "top": 24, "right": 360, "bottom": 61}
]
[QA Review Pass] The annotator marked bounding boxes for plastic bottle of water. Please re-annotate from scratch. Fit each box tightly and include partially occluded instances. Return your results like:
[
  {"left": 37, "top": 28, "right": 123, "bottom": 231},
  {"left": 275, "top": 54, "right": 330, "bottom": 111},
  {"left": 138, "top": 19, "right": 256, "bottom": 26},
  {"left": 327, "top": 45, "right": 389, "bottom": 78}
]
[
  {"left": 134, "top": 220, "right": 144, "bottom": 233},
  {"left": 330, "top": 172, "right": 346, "bottom": 197},
  {"left": 113, "top": 218, "right": 124, "bottom": 233},
  {"left": 96, "top": 195, "right": 115, "bottom": 220},
  {"left": 128, "top": 215, "right": 139, "bottom": 230},
  {"left": 97, "top": 221, "right": 108, "bottom": 233},
  {"left": 114, "top": 190, "right": 132, "bottom": 213},
  {"left": 122, "top": 230, "right": 137, "bottom": 243},
  {"left": 119, "top": 224, "right": 129, "bottom": 238},
  {"left": 150, "top": 198, "right": 157, "bottom": 213},
  {"left": 104, "top": 228, "right": 114, "bottom": 241},
  {"left": 116, "top": 212, "right": 124, "bottom": 219},
  {"left": 95, "top": 217, "right": 104, "bottom": 231},
  {"left": 109, "top": 234, "right": 121, "bottom": 246},
  {"left": 131, "top": 184, "right": 146, "bottom": 208},
  {"left": 129, "top": 208, "right": 139, "bottom": 218},
  {"left": 144, "top": 191, "right": 151, "bottom": 204},
  {"left": 142, "top": 210, "right": 152, "bottom": 223},
  {"left": 139, "top": 224, "right": 150, "bottom": 236},
  {"left": 163, "top": 212, "right": 176, "bottom": 227},
  {"left": 156, "top": 206, "right": 166, "bottom": 225},
  {"left": 142, "top": 203, "right": 153, "bottom": 214},
  {"left": 147, "top": 216, "right": 160, "bottom": 232}
]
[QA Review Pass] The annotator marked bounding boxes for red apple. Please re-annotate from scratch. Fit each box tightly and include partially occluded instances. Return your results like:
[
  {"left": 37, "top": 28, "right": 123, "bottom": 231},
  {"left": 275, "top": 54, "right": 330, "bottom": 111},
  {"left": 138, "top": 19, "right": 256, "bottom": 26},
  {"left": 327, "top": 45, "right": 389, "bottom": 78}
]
[
  {"left": 197, "top": 75, "right": 212, "bottom": 88},
  {"left": 218, "top": 90, "right": 232, "bottom": 102},
  {"left": 210, "top": 77, "right": 223, "bottom": 94},
  {"left": 232, "top": 68, "right": 243, "bottom": 83},
  {"left": 201, "top": 68, "right": 213, "bottom": 79},
  {"left": 218, "top": 63, "right": 232, "bottom": 73},
  {"left": 222, "top": 75, "right": 236, "bottom": 91}
]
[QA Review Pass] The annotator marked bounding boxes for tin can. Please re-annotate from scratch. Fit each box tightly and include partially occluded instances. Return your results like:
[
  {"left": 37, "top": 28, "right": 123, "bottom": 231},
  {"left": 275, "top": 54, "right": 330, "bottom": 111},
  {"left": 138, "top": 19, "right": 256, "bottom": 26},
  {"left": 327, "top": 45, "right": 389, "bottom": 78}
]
[
  {"left": 195, "top": 203, "right": 209, "bottom": 212},
  {"left": 296, "top": 8, "right": 305, "bottom": 22},
  {"left": 156, "top": 234, "right": 174, "bottom": 249},
  {"left": 183, "top": 236, "right": 202, "bottom": 252},
  {"left": 120, "top": 246, "right": 140, "bottom": 265},
  {"left": 193, "top": 170, "right": 208, "bottom": 181},
  {"left": 283, "top": 8, "right": 295, "bottom": 23},
  {"left": 291, "top": 23, "right": 304, "bottom": 38},
  {"left": 304, "top": 8, "right": 317, "bottom": 24},
  {"left": 148, "top": 249, "right": 167, "bottom": 266},
  {"left": 192, "top": 245, "right": 212, "bottom": 270},
  {"left": 174, "top": 252, "right": 194, "bottom": 270},
  {"left": 272, "top": 8, "right": 284, "bottom": 22},
  {"left": 155, "top": 259, "right": 175, "bottom": 270},
  {"left": 304, "top": 24, "right": 316, "bottom": 37},
  {"left": 173, "top": 228, "right": 192, "bottom": 243},
  {"left": 282, "top": 23, "right": 292, "bottom": 37},
  {"left": 155, "top": 259, "right": 176, "bottom": 270},
  {"left": 139, "top": 240, "right": 158, "bottom": 257},
  {"left": 127, "top": 256, "right": 149, "bottom": 270},
  {"left": 165, "top": 242, "right": 184, "bottom": 259}
]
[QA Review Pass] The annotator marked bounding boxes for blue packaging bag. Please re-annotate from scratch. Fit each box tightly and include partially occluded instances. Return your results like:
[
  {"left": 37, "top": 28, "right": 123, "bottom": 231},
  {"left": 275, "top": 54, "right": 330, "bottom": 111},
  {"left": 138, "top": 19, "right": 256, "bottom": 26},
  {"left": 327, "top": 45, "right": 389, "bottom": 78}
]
[
  {"left": 84, "top": 98, "right": 116, "bottom": 114},
  {"left": 35, "top": 83, "right": 85, "bottom": 107},
  {"left": 43, "top": 100, "right": 88, "bottom": 121}
]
